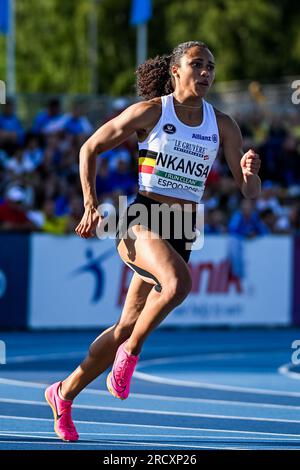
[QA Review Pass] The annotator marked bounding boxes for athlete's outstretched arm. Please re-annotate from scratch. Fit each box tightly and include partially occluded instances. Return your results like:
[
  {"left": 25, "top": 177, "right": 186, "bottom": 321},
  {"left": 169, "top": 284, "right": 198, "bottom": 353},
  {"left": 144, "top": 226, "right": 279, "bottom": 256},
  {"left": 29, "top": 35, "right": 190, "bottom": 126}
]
[
  {"left": 76, "top": 101, "right": 160, "bottom": 238},
  {"left": 219, "top": 113, "right": 261, "bottom": 199}
]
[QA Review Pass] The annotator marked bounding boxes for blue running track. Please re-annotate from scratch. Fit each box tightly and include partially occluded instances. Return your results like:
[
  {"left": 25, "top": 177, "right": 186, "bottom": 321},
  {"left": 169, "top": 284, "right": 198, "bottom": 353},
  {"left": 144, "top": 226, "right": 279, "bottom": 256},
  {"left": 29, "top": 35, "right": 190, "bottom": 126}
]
[{"left": 0, "top": 328, "right": 300, "bottom": 450}]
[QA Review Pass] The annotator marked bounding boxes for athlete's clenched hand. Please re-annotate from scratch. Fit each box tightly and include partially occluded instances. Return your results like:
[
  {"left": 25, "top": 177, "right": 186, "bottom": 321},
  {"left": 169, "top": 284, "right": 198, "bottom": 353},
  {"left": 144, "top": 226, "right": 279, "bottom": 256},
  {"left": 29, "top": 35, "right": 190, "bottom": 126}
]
[{"left": 75, "top": 206, "right": 101, "bottom": 239}]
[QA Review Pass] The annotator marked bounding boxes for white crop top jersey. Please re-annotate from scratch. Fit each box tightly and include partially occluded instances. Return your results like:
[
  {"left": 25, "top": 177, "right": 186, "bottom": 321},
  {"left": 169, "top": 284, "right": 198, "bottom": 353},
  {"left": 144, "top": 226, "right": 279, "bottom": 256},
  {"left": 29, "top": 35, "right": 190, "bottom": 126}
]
[{"left": 138, "top": 93, "right": 220, "bottom": 203}]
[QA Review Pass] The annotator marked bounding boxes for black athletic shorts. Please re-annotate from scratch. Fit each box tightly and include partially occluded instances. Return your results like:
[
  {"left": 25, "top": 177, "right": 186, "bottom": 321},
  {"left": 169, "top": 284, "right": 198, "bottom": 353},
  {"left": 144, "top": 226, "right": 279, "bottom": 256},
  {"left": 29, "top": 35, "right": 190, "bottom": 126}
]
[{"left": 116, "top": 192, "right": 197, "bottom": 264}]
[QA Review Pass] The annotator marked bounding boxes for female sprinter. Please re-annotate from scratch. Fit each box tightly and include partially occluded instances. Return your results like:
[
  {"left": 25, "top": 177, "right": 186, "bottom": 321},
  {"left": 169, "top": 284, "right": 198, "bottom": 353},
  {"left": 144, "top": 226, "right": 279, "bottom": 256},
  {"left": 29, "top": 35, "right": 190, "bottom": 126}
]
[{"left": 45, "top": 41, "right": 261, "bottom": 441}]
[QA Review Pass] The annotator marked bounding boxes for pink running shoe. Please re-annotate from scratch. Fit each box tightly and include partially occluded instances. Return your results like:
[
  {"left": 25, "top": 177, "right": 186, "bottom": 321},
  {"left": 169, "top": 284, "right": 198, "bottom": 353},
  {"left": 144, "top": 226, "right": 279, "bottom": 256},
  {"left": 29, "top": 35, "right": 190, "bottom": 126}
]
[
  {"left": 107, "top": 341, "right": 139, "bottom": 400},
  {"left": 45, "top": 381, "right": 79, "bottom": 442}
]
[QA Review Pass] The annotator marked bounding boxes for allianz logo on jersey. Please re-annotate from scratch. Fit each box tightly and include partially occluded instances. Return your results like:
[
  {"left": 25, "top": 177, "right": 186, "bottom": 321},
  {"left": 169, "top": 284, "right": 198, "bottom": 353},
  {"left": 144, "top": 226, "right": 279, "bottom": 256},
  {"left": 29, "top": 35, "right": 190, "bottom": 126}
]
[{"left": 192, "top": 133, "right": 218, "bottom": 143}]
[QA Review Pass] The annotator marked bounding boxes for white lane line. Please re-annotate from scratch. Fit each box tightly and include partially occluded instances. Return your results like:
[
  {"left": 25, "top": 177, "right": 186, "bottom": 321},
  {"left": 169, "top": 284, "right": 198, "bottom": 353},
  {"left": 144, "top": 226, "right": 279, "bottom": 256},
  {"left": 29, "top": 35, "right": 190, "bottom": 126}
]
[
  {"left": 4, "top": 350, "right": 251, "bottom": 364},
  {"left": 5, "top": 345, "right": 286, "bottom": 362},
  {"left": 137, "top": 352, "right": 277, "bottom": 368},
  {"left": 4, "top": 386, "right": 300, "bottom": 411},
  {"left": 1, "top": 397, "right": 300, "bottom": 424},
  {"left": 0, "top": 431, "right": 300, "bottom": 442},
  {"left": 2, "top": 441, "right": 291, "bottom": 450},
  {"left": 0, "top": 432, "right": 58, "bottom": 440},
  {"left": 278, "top": 363, "right": 300, "bottom": 380},
  {"left": 5, "top": 350, "right": 294, "bottom": 398},
  {"left": 6, "top": 351, "right": 85, "bottom": 364},
  {"left": 1, "top": 377, "right": 300, "bottom": 410},
  {"left": 1, "top": 415, "right": 300, "bottom": 438},
  {"left": 0, "top": 378, "right": 46, "bottom": 388},
  {"left": 135, "top": 353, "right": 300, "bottom": 397},
  {"left": 0, "top": 439, "right": 247, "bottom": 450},
  {"left": 1, "top": 348, "right": 236, "bottom": 364},
  {"left": 81, "top": 394, "right": 300, "bottom": 411},
  {"left": 135, "top": 371, "right": 300, "bottom": 398}
]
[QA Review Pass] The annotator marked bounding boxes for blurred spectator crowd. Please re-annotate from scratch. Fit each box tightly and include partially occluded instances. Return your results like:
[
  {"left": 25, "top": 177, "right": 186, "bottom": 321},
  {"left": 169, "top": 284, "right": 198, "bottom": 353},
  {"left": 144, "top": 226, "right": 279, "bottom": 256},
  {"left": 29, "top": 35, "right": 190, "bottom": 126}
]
[{"left": 0, "top": 97, "right": 299, "bottom": 237}]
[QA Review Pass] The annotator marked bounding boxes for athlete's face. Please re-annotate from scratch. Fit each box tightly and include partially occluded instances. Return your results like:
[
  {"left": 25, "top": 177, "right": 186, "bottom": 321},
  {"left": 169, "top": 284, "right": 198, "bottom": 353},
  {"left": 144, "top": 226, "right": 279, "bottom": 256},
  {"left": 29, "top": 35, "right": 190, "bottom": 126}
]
[{"left": 172, "top": 46, "right": 215, "bottom": 97}]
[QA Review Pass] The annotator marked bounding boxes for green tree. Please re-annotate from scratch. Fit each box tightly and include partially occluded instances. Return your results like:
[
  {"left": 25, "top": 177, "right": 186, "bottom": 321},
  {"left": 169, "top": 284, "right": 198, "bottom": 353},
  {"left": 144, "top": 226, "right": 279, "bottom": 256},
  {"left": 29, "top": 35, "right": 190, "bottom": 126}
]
[
  {"left": 16, "top": 0, "right": 91, "bottom": 93},
  {"left": 165, "top": 0, "right": 287, "bottom": 81},
  {"left": 0, "top": 0, "right": 299, "bottom": 94}
]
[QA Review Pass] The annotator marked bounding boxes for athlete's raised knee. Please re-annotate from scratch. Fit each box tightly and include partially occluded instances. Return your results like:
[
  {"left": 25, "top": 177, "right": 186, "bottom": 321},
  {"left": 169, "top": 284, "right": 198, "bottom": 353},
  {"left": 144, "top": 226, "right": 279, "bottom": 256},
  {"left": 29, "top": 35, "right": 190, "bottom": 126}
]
[{"left": 163, "top": 271, "right": 192, "bottom": 303}]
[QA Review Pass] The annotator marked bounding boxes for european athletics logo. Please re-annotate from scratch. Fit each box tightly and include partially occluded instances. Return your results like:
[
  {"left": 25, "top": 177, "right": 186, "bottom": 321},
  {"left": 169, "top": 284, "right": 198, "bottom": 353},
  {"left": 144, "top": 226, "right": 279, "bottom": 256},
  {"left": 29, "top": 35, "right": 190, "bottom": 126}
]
[{"left": 71, "top": 247, "right": 115, "bottom": 303}]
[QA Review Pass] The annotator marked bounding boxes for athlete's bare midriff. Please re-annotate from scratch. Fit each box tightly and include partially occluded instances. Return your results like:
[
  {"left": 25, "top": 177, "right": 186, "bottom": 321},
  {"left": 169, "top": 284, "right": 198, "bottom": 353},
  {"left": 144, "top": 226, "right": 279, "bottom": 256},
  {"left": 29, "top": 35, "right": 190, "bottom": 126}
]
[{"left": 138, "top": 190, "right": 198, "bottom": 212}]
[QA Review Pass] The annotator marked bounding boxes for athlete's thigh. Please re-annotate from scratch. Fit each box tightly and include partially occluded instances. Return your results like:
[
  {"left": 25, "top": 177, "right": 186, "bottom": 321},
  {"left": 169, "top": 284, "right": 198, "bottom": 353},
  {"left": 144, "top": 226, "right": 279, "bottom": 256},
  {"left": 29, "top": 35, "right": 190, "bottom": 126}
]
[{"left": 117, "top": 226, "right": 191, "bottom": 288}]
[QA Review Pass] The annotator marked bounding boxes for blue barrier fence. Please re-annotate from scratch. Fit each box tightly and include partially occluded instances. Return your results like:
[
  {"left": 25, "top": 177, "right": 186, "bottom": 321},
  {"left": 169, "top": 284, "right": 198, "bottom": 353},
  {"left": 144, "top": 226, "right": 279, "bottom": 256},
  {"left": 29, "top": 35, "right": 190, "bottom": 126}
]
[{"left": 0, "top": 233, "right": 29, "bottom": 328}]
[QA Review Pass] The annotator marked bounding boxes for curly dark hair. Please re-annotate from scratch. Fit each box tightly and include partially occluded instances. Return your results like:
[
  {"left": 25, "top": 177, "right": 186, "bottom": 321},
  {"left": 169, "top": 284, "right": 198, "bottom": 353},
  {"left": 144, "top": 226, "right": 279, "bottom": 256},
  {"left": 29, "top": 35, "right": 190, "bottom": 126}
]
[{"left": 136, "top": 41, "right": 209, "bottom": 100}]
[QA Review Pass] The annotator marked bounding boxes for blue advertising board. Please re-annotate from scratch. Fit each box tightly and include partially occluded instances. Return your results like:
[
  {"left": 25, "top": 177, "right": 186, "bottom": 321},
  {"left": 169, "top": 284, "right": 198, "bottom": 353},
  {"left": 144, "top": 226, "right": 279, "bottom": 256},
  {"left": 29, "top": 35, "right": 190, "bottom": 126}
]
[{"left": 0, "top": 233, "right": 29, "bottom": 328}]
